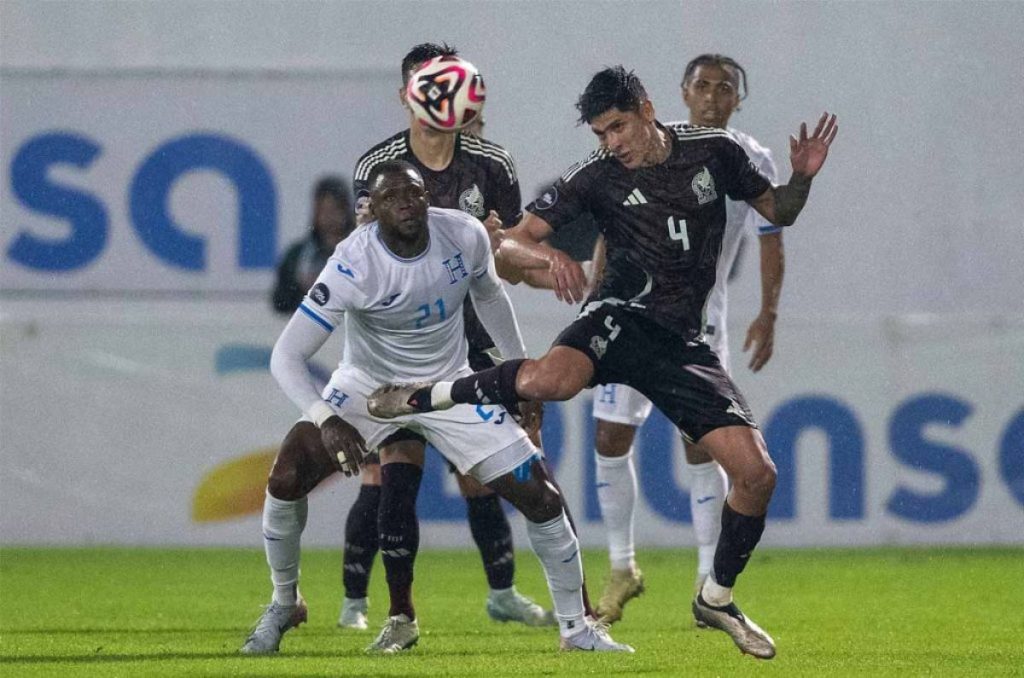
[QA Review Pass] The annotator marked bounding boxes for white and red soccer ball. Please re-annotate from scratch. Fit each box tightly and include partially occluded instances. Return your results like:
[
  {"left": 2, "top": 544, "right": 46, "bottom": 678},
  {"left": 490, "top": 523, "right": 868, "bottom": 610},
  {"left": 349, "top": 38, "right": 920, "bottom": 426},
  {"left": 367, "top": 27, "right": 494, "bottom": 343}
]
[{"left": 405, "top": 55, "right": 486, "bottom": 132}]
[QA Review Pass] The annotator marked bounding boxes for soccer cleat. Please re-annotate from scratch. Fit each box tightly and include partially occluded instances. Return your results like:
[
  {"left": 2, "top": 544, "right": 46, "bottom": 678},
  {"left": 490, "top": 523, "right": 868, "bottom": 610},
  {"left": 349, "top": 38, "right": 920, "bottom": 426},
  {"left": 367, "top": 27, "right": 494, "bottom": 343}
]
[
  {"left": 365, "top": 614, "right": 420, "bottom": 654},
  {"left": 559, "top": 619, "right": 635, "bottom": 653},
  {"left": 692, "top": 593, "right": 776, "bottom": 659},
  {"left": 693, "top": 574, "right": 708, "bottom": 628},
  {"left": 595, "top": 567, "right": 645, "bottom": 624},
  {"left": 486, "top": 588, "right": 556, "bottom": 627},
  {"left": 338, "top": 596, "right": 369, "bottom": 630},
  {"left": 366, "top": 382, "right": 438, "bottom": 419},
  {"left": 240, "top": 597, "right": 308, "bottom": 654}
]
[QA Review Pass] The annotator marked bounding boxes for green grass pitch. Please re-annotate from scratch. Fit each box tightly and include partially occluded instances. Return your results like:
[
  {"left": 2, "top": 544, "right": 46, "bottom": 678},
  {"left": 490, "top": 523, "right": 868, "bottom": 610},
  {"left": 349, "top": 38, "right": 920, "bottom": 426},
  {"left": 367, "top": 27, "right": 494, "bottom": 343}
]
[{"left": 2, "top": 547, "right": 1021, "bottom": 676}]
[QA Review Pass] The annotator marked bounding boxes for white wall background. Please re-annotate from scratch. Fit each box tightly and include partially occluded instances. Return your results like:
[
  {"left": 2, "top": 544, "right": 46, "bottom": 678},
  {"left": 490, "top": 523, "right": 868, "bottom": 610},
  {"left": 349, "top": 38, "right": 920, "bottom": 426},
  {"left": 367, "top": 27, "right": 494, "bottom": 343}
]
[{"left": 4, "top": 0, "right": 1023, "bottom": 316}]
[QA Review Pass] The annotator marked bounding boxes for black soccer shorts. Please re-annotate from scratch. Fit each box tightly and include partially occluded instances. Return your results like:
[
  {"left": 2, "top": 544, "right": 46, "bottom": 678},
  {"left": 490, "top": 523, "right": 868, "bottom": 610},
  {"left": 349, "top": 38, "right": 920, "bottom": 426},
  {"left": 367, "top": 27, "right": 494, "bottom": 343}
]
[{"left": 553, "top": 301, "right": 758, "bottom": 443}]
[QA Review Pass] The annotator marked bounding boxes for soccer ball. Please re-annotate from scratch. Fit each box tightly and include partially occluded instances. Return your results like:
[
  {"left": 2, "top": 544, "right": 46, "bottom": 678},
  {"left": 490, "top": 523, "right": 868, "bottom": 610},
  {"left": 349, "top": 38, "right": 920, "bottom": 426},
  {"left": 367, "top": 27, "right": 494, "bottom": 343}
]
[{"left": 405, "top": 55, "right": 486, "bottom": 132}]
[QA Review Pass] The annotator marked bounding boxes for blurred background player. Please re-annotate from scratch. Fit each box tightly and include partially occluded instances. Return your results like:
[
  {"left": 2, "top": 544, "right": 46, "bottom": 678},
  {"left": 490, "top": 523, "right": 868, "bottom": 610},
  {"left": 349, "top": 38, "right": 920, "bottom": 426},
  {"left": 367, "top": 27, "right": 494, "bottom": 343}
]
[
  {"left": 271, "top": 176, "right": 355, "bottom": 315},
  {"left": 338, "top": 42, "right": 552, "bottom": 631},
  {"left": 591, "top": 54, "right": 786, "bottom": 625}
]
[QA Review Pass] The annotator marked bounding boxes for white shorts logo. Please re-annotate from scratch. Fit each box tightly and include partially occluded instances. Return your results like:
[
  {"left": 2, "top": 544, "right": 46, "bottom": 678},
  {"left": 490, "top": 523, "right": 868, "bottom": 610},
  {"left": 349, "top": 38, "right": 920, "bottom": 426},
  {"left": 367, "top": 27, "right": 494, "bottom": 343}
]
[{"left": 590, "top": 335, "right": 609, "bottom": 359}]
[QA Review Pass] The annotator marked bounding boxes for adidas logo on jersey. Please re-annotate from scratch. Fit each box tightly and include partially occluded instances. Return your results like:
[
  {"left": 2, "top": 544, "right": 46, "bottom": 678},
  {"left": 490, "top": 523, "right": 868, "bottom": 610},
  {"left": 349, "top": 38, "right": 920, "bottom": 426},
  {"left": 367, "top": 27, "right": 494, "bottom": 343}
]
[{"left": 622, "top": 188, "right": 648, "bottom": 206}]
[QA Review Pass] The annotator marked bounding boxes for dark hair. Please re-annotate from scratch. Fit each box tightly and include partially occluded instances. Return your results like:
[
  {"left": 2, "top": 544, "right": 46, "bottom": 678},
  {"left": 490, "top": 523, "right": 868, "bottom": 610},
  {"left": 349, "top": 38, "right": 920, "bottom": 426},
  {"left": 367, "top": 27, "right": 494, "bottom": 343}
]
[
  {"left": 368, "top": 159, "right": 422, "bottom": 192},
  {"left": 313, "top": 175, "right": 350, "bottom": 207},
  {"left": 681, "top": 53, "right": 748, "bottom": 101},
  {"left": 401, "top": 42, "right": 459, "bottom": 83},
  {"left": 575, "top": 66, "right": 648, "bottom": 125}
]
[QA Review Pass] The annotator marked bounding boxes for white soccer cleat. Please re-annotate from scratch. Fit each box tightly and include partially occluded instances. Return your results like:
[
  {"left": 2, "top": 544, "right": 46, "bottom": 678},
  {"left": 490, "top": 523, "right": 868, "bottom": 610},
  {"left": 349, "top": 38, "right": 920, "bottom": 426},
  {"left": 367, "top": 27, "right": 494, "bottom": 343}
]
[
  {"left": 559, "top": 619, "right": 635, "bottom": 653},
  {"left": 692, "top": 593, "right": 776, "bottom": 659},
  {"left": 366, "top": 382, "right": 438, "bottom": 419},
  {"left": 486, "top": 587, "right": 556, "bottom": 627},
  {"left": 595, "top": 567, "right": 645, "bottom": 624},
  {"left": 240, "top": 597, "right": 308, "bottom": 654},
  {"left": 365, "top": 614, "right": 420, "bottom": 654},
  {"left": 338, "top": 596, "right": 369, "bottom": 630}
]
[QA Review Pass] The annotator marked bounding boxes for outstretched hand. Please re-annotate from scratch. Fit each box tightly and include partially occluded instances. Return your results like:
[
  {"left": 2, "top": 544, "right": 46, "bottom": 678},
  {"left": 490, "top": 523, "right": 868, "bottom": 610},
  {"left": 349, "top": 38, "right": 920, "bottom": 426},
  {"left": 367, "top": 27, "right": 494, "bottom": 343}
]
[
  {"left": 320, "top": 416, "right": 368, "bottom": 477},
  {"left": 790, "top": 112, "right": 838, "bottom": 178},
  {"left": 548, "top": 249, "right": 588, "bottom": 304}
]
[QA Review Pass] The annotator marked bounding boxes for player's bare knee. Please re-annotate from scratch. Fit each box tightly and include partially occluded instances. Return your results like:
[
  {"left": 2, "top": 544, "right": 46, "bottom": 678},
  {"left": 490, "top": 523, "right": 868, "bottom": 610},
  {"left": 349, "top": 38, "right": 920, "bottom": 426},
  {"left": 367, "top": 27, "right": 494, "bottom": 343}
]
[
  {"left": 267, "top": 462, "right": 303, "bottom": 501},
  {"left": 738, "top": 459, "right": 777, "bottom": 502},
  {"left": 595, "top": 421, "right": 635, "bottom": 456},
  {"left": 517, "top": 484, "right": 562, "bottom": 523},
  {"left": 268, "top": 423, "right": 324, "bottom": 501}
]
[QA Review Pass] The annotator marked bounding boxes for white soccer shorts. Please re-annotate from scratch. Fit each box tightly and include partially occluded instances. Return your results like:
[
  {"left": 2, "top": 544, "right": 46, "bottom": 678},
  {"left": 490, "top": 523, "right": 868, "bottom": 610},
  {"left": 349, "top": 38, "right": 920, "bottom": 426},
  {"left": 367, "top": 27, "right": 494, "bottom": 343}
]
[
  {"left": 592, "top": 383, "right": 654, "bottom": 426},
  {"left": 305, "top": 365, "right": 537, "bottom": 484}
]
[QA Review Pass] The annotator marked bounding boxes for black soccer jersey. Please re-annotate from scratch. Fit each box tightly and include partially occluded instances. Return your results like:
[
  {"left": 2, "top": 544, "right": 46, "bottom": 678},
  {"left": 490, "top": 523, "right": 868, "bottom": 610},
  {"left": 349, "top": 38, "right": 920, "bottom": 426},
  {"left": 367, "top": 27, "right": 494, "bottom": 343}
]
[
  {"left": 527, "top": 122, "right": 772, "bottom": 340},
  {"left": 352, "top": 130, "right": 522, "bottom": 362}
]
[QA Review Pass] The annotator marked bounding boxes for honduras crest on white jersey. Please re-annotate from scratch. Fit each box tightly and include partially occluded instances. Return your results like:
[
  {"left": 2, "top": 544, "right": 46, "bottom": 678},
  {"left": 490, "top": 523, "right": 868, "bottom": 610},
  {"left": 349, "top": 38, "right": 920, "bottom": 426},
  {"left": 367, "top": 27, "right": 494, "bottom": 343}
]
[{"left": 298, "top": 207, "right": 492, "bottom": 382}]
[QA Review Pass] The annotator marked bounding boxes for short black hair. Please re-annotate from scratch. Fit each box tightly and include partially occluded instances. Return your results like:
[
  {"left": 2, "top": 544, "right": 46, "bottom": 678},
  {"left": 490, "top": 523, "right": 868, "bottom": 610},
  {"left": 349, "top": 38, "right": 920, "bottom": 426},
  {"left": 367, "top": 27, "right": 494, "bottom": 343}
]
[
  {"left": 401, "top": 42, "right": 459, "bottom": 84},
  {"left": 576, "top": 66, "right": 648, "bottom": 125},
  {"left": 313, "top": 175, "right": 350, "bottom": 208},
  {"left": 368, "top": 159, "right": 422, "bottom": 192},
  {"left": 681, "top": 53, "right": 749, "bottom": 101}
]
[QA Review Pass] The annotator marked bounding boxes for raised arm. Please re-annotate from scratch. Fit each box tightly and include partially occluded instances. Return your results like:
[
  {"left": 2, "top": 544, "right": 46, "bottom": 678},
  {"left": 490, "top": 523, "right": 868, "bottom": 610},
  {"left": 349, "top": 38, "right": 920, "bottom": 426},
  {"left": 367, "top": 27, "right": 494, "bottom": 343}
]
[{"left": 748, "top": 112, "right": 838, "bottom": 227}]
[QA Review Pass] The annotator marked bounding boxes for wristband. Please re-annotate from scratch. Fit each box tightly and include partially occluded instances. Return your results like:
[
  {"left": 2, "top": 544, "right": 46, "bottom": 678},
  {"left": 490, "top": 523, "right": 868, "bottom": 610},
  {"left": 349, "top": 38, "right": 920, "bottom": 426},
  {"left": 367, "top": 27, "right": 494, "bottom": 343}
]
[{"left": 308, "top": 400, "right": 336, "bottom": 428}]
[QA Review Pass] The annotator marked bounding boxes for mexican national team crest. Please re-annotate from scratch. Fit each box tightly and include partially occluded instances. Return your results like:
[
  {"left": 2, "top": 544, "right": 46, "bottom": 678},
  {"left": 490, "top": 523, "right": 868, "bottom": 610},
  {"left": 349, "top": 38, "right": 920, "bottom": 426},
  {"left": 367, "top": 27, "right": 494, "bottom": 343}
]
[
  {"left": 692, "top": 166, "right": 718, "bottom": 205},
  {"left": 459, "top": 184, "right": 486, "bottom": 218}
]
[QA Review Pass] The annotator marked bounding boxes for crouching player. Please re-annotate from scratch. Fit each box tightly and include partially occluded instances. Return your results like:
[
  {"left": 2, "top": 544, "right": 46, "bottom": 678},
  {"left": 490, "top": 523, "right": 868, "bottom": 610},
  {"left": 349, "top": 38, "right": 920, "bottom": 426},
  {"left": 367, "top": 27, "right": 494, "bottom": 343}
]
[{"left": 240, "top": 160, "right": 632, "bottom": 655}]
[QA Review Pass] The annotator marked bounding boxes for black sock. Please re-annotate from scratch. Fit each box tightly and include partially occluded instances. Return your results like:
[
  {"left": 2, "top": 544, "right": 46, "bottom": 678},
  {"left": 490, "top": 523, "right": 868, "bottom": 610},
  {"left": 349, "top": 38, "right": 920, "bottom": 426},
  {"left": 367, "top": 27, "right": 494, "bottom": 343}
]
[
  {"left": 466, "top": 495, "right": 515, "bottom": 590},
  {"left": 712, "top": 502, "right": 767, "bottom": 589},
  {"left": 379, "top": 463, "right": 422, "bottom": 619},
  {"left": 342, "top": 484, "right": 380, "bottom": 599},
  {"left": 449, "top": 358, "right": 526, "bottom": 406}
]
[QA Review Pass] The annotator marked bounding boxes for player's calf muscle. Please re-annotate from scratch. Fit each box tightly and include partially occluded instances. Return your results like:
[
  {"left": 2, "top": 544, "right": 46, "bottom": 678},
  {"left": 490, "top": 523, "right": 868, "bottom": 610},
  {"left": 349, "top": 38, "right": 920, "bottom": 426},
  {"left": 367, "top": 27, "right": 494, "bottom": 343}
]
[{"left": 517, "top": 353, "right": 591, "bottom": 401}]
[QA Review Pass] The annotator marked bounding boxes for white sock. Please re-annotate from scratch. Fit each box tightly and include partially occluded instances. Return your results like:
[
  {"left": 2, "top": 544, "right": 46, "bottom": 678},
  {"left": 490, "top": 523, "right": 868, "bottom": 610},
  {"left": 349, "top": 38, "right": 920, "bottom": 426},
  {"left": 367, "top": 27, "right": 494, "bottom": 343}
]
[
  {"left": 262, "top": 490, "right": 308, "bottom": 606},
  {"left": 525, "top": 512, "right": 585, "bottom": 638},
  {"left": 595, "top": 451, "right": 637, "bottom": 571},
  {"left": 430, "top": 382, "right": 454, "bottom": 408},
  {"left": 701, "top": 572, "right": 733, "bottom": 607},
  {"left": 688, "top": 460, "right": 727, "bottom": 580}
]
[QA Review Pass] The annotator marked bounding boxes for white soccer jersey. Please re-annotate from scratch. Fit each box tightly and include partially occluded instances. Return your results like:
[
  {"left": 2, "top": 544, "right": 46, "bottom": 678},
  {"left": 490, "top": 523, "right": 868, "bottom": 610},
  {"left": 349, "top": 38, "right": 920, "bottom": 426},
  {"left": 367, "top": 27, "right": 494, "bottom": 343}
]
[
  {"left": 298, "top": 207, "right": 497, "bottom": 383},
  {"left": 704, "top": 127, "right": 780, "bottom": 351}
]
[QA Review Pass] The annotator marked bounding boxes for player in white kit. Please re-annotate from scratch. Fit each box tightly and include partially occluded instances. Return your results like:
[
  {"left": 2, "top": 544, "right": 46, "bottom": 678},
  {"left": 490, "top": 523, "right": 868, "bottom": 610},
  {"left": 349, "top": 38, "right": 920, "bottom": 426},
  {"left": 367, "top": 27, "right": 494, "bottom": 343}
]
[
  {"left": 592, "top": 54, "right": 787, "bottom": 624},
  {"left": 240, "top": 160, "right": 632, "bottom": 656}
]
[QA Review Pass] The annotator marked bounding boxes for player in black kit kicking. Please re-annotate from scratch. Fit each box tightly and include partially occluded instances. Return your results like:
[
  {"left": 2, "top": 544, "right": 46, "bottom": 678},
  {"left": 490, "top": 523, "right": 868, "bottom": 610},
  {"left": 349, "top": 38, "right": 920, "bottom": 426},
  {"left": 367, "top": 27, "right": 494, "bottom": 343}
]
[{"left": 369, "top": 65, "right": 838, "bottom": 660}]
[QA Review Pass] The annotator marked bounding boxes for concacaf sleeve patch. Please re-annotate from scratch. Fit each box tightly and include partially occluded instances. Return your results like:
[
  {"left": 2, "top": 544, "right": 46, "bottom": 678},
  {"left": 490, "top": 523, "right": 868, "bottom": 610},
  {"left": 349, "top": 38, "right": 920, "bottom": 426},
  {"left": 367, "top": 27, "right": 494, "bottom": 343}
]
[{"left": 310, "top": 282, "right": 330, "bottom": 306}]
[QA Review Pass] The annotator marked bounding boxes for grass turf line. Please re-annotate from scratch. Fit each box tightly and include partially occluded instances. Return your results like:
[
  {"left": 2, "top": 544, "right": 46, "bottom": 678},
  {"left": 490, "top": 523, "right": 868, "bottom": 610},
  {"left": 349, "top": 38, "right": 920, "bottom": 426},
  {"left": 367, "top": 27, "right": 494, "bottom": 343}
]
[{"left": 1, "top": 547, "right": 1022, "bottom": 676}]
